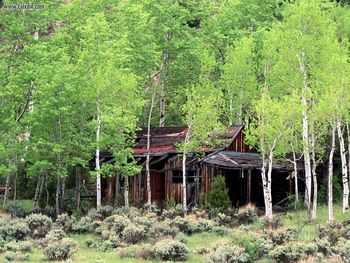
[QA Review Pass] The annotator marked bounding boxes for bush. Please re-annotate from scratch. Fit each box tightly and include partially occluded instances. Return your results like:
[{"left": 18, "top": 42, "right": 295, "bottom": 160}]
[
  {"left": 72, "top": 217, "right": 92, "bottom": 233},
  {"left": 237, "top": 204, "right": 258, "bottom": 225},
  {"left": 87, "top": 206, "right": 113, "bottom": 221},
  {"left": 266, "top": 228, "right": 296, "bottom": 245},
  {"left": 85, "top": 235, "right": 120, "bottom": 252},
  {"left": 102, "top": 215, "right": 130, "bottom": 233},
  {"left": 151, "top": 219, "right": 179, "bottom": 238},
  {"left": 318, "top": 221, "right": 346, "bottom": 244},
  {"left": 204, "top": 176, "right": 231, "bottom": 213},
  {"left": 43, "top": 238, "right": 77, "bottom": 261},
  {"left": 121, "top": 225, "right": 146, "bottom": 244},
  {"left": 153, "top": 239, "right": 189, "bottom": 261},
  {"left": 0, "top": 221, "right": 30, "bottom": 241},
  {"left": 315, "top": 238, "right": 333, "bottom": 256},
  {"left": 4, "top": 251, "right": 30, "bottom": 262},
  {"left": 45, "top": 228, "right": 66, "bottom": 242},
  {"left": 190, "top": 218, "right": 216, "bottom": 233},
  {"left": 171, "top": 216, "right": 191, "bottom": 233},
  {"left": 162, "top": 205, "right": 184, "bottom": 219},
  {"left": 55, "top": 213, "right": 75, "bottom": 232},
  {"left": 268, "top": 242, "right": 316, "bottom": 263},
  {"left": 206, "top": 245, "right": 250, "bottom": 263},
  {"left": 25, "top": 213, "right": 52, "bottom": 238},
  {"left": 261, "top": 216, "right": 282, "bottom": 230},
  {"left": 211, "top": 226, "right": 229, "bottom": 236},
  {"left": 118, "top": 243, "right": 153, "bottom": 260},
  {"left": 334, "top": 238, "right": 350, "bottom": 263},
  {"left": 5, "top": 241, "right": 32, "bottom": 253}
]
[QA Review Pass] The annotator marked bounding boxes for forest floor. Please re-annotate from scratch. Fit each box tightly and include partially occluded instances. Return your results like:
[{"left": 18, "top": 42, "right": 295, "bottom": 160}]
[{"left": 0, "top": 204, "right": 349, "bottom": 262}]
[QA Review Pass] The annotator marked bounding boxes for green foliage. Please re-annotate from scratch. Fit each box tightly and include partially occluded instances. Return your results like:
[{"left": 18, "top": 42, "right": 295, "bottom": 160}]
[
  {"left": 25, "top": 213, "right": 52, "bottom": 238},
  {"left": 268, "top": 242, "right": 317, "bottom": 263},
  {"left": 153, "top": 239, "right": 189, "bottom": 261},
  {"left": 0, "top": 221, "right": 30, "bottom": 241},
  {"left": 237, "top": 205, "right": 258, "bottom": 225},
  {"left": 206, "top": 244, "right": 250, "bottom": 263},
  {"left": 204, "top": 176, "right": 231, "bottom": 213},
  {"left": 121, "top": 224, "right": 146, "bottom": 244},
  {"left": 43, "top": 238, "right": 77, "bottom": 261},
  {"left": 318, "top": 175, "right": 343, "bottom": 204}
]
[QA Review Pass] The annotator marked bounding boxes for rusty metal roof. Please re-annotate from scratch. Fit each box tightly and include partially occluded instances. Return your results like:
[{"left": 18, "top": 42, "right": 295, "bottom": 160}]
[
  {"left": 202, "top": 151, "right": 294, "bottom": 171},
  {"left": 133, "top": 125, "right": 243, "bottom": 156}
]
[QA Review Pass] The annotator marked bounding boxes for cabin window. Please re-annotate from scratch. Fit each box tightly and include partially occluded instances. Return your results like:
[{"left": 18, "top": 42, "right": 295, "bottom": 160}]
[{"left": 172, "top": 170, "right": 199, "bottom": 184}]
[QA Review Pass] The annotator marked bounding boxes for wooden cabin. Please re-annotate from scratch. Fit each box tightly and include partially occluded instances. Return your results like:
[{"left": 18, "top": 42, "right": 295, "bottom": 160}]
[{"left": 99, "top": 125, "right": 299, "bottom": 208}]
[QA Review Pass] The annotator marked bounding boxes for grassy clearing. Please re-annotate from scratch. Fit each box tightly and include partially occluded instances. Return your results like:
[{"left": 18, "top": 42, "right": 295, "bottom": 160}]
[{"left": 1, "top": 204, "right": 349, "bottom": 262}]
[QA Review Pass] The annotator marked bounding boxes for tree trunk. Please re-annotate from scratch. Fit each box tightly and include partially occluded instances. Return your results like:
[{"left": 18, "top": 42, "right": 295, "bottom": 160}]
[
  {"left": 337, "top": 119, "right": 349, "bottom": 213},
  {"left": 311, "top": 131, "right": 318, "bottom": 220},
  {"left": 60, "top": 176, "right": 66, "bottom": 209},
  {"left": 159, "top": 50, "right": 168, "bottom": 127},
  {"left": 300, "top": 50, "right": 312, "bottom": 221},
  {"left": 261, "top": 155, "right": 273, "bottom": 219},
  {"left": 292, "top": 150, "right": 299, "bottom": 210},
  {"left": 229, "top": 90, "right": 234, "bottom": 126},
  {"left": 115, "top": 172, "right": 120, "bottom": 206},
  {"left": 96, "top": 98, "right": 102, "bottom": 208},
  {"left": 124, "top": 176, "right": 129, "bottom": 208},
  {"left": 146, "top": 85, "right": 157, "bottom": 205},
  {"left": 75, "top": 165, "right": 81, "bottom": 208},
  {"left": 33, "top": 175, "right": 42, "bottom": 208},
  {"left": 55, "top": 175, "right": 60, "bottom": 215},
  {"left": 328, "top": 125, "right": 336, "bottom": 222},
  {"left": 347, "top": 123, "right": 350, "bottom": 182},
  {"left": 3, "top": 175, "right": 10, "bottom": 208},
  {"left": 13, "top": 169, "right": 17, "bottom": 205},
  {"left": 182, "top": 151, "right": 187, "bottom": 213}
]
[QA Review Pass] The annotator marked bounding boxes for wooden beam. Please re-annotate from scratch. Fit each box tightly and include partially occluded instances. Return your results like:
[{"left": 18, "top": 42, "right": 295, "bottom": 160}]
[{"left": 247, "top": 169, "right": 252, "bottom": 204}]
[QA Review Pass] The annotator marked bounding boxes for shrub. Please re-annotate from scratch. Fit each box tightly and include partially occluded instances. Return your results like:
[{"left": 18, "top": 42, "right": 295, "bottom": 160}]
[
  {"left": 121, "top": 225, "right": 146, "bottom": 244},
  {"left": 5, "top": 241, "right": 32, "bottom": 253},
  {"left": 204, "top": 176, "right": 231, "bottom": 213},
  {"left": 261, "top": 216, "right": 282, "bottom": 230},
  {"left": 268, "top": 242, "right": 316, "bottom": 263},
  {"left": 162, "top": 205, "right": 184, "bottom": 219},
  {"left": 171, "top": 216, "right": 191, "bottom": 233},
  {"left": 45, "top": 228, "right": 66, "bottom": 242},
  {"left": 118, "top": 243, "right": 153, "bottom": 260},
  {"left": 25, "top": 213, "right": 52, "bottom": 238},
  {"left": 151, "top": 219, "right": 179, "bottom": 238},
  {"left": 315, "top": 238, "right": 333, "bottom": 256},
  {"left": 102, "top": 215, "right": 130, "bottom": 233},
  {"left": 4, "top": 251, "right": 30, "bottom": 262},
  {"left": 0, "top": 222, "right": 30, "bottom": 241},
  {"left": 85, "top": 235, "right": 120, "bottom": 252},
  {"left": 318, "top": 221, "right": 346, "bottom": 244},
  {"left": 72, "top": 217, "right": 92, "bottom": 233},
  {"left": 206, "top": 245, "right": 250, "bottom": 263},
  {"left": 334, "top": 238, "right": 350, "bottom": 263},
  {"left": 43, "top": 238, "right": 77, "bottom": 261},
  {"left": 211, "top": 226, "right": 229, "bottom": 236},
  {"left": 153, "top": 239, "right": 189, "bottom": 261},
  {"left": 87, "top": 206, "right": 113, "bottom": 221},
  {"left": 237, "top": 204, "right": 258, "bottom": 225},
  {"left": 55, "top": 213, "right": 75, "bottom": 232},
  {"left": 266, "top": 228, "right": 296, "bottom": 245},
  {"left": 190, "top": 218, "right": 216, "bottom": 233}
]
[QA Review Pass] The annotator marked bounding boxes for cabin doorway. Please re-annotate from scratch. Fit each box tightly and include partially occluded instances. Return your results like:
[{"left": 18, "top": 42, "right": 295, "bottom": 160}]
[{"left": 150, "top": 170, "right": 165, "bottom": 204}]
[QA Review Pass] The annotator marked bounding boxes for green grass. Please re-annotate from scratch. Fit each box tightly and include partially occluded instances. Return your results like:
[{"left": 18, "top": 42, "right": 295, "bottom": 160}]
[
  {"left": 1, "top": 204, "right": 350, "bottom": 262},
  {"left": 0, "top": 199, "right": 33, "bottom": 212}
]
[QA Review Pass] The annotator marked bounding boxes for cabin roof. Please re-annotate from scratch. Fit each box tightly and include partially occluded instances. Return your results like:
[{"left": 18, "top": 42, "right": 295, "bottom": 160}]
[
  {"left": 202, "top": 151, "right": 295, "bottom": 171},
  {"left": 133, "top": 125, "right": 243, "bottom": 156}
]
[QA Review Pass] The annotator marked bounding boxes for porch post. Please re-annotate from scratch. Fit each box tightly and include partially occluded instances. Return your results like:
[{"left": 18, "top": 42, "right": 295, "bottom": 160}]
[{"left": 247, "top": 169, "right": 252, "bottom": 204}]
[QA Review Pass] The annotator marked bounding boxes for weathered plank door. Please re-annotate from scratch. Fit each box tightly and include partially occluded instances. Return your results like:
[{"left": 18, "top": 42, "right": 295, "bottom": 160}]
[{"left": 151, "top": 170, "right": 165, "bottom": 203}]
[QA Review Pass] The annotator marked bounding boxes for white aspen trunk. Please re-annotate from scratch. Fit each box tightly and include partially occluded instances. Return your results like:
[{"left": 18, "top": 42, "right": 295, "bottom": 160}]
[
  {"left": 311, "top": 131, "right": 318, "bottom": 220},
  {"left": 159, "top": 50, "right": 168, "bottom": 127},
  {"left": 237, "top": 86, "right": 243, "bottom": 125},
  {"left": 55, "top": 175, "right": 60, "bottom": 215},
  {"left": 266, "top": 148, "right": 274, "bottom": 219},
  {"left": 3, "top": 174, "right": 10, "bottom": 207},
  {"left": 33, "top": 175, "right": 42, "bottom": 208},
  {"left": 300, "top": 50, "right": 312, "bottom": 220},
  {"left": 124, "top": 177, "right": 129, "bottom": 208},
  {"left": 229, "top": 90, "right": 234, "bottom": 126},
  {"left": 292, "top": 149, "right": 299, "bottom": 210},
  {"left": 96, "top": 99, "right": 102, "bottom": 208},
  {"left": 146, "top": 86, "right": 157, "bottom": 205},
  {"left": 182, "top": 150, "right": 187, "bottom": 213},
  {"left": 337, "top": 119, "right": 349, "bottom": 213},
  {"left": 75, "top": 165, "right": 81, "bottom": 208},
  {"left": 347, "top": 123, "right": 350, "bottom": 182},
  {"left": 328, "top": 125, "right": 336, "bottom": 222}
]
